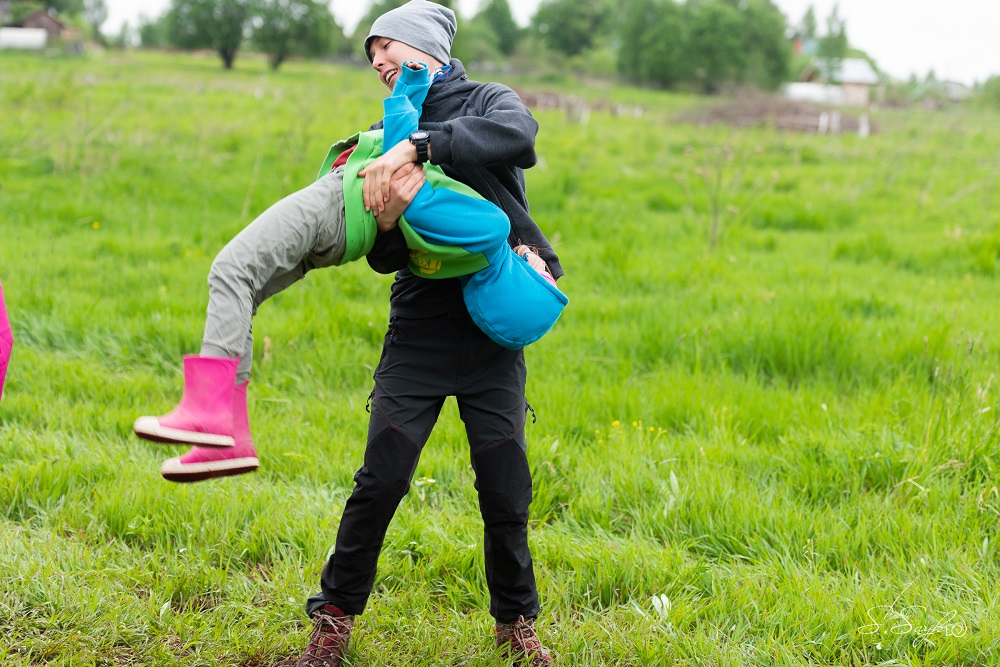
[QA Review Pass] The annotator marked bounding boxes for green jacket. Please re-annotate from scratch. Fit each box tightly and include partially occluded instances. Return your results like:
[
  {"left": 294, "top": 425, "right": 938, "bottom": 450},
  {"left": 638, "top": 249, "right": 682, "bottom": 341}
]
[{"left": 317, "top": 131, "right": 491, "bottom": 279}]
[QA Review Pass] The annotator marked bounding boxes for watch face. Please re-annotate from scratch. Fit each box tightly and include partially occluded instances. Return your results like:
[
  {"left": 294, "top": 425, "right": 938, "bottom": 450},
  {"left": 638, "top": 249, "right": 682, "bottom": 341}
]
[{"left": 411, "top": 131, "right": 430, "bottom": 141}]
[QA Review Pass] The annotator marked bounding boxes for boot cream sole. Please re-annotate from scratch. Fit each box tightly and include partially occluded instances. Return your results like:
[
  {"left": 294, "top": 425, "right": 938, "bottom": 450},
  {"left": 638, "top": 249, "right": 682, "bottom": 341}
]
[
  {"left": 134, "top": 416, "right": 235, "bottom": 447},
  {"left": 160, "top": 456, "right": 260, "bottom": 483}
]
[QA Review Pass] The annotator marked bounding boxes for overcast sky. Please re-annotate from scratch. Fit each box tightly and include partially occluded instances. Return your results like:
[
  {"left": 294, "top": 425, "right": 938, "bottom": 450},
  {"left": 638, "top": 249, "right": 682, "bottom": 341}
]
[{"left": 106, "top": 0, "right": 997, "bottom": 85}]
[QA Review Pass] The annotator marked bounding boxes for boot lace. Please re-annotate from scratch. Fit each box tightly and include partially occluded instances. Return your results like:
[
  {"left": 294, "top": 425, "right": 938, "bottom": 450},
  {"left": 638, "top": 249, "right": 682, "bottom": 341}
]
[
  {"left": 497, "top": 616, "right": 553, "bottom": 665},
  {"left": 296, "top": 608, "right": 354, "bottom": 667}
]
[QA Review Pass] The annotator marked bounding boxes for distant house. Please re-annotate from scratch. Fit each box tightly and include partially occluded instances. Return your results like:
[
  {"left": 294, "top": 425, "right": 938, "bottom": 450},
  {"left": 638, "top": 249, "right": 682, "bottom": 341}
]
[
  {"left": 941, "top": 81, "right": 973, "bottom": 102},
  {"left": 18, "top": 10, "right": 66, "bottom": 43},
  {"left": 0, "top": 9, "right": 83, "bottom": 51},
  {"left": 0, "top": 1, "right": 10, "bottom": 25},
  {"left": 791, "top": 35, "right": 819, "bottom": 57},
  {"left": 799, "top": 58, "right": 882, "bottom": 107}
]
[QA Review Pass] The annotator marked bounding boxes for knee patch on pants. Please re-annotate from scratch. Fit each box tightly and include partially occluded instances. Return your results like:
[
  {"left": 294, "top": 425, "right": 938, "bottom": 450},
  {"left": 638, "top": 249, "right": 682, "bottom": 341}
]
[
  {"left": 472, "top": 439, "right": 533, "bottom": 521},
  {"left": 355, "top": 425, "right": 423, "bottom": 502}
]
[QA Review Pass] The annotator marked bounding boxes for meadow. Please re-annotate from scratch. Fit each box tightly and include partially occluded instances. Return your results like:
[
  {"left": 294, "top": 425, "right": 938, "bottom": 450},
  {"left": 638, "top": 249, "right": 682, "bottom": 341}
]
[{"left": 1, "top": 49, "right": 999, "bottom": 666}]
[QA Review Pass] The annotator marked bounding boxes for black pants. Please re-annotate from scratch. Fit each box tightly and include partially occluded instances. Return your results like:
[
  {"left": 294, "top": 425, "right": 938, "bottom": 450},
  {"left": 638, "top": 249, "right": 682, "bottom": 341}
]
[{"left": 307, "top": 314, "right": 540, "bottom": 622}]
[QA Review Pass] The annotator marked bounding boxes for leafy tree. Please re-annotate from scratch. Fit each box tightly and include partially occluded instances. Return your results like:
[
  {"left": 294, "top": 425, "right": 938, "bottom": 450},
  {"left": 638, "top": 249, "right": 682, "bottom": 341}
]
[
  {"left": 167, "top": 0, "right": 254, "bottom": 69},
  {"left": 617, "top": 0, "right": 790, "bottom": 92},
  {"left": 817, "top": 2, "right": 848, "bottom": 81},
  {"left": 9, "top": 0, "right": 84, "bottom": 21},
  {"left": 9, "top": 1, "right": 46, "bottom": 22},
  {"left": 738, "top": 0, "right": 791, "bottom": 90},
  {"left": 252, "top": 0, "right": 342, "bottom": 70},
  {"left": 681, "top": 0, "right": 745, "bottom": 93},
  {"left": 13, "top": 0, "right": 83, "bottom": 17},
  {"left": 617, "top": 0, "right": 684, "bottom": 88},
  {"left": 83, "top": 0, "right": 107, "bottom": 45},
  {"left": 981, "top": 76, "right": 1000, "bottom": 110},
  {"left": 531, "top": 0, "right": 614, "bottom": 58},
  {"left": 43, "top": 0, "right": 82, "bottom": 14},
  {"left": 477, "top": 0, "right": 521, "bottom": 55},
  {"left": 800, "top": 5, "right": 816, "bottom": 39},
  {"left": 452, "top": 11, "right": 500, "bottom": 65},
  {"left": 109, "top": 20, "right": 133, "bottom": 48},
  {"left": 137, "top": 12, "right": 170, "bottom": 48}
]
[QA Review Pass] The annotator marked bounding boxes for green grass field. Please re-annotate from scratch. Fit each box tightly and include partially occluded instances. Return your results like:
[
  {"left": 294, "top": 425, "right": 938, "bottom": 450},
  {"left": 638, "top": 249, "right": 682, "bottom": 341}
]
[{"left": 1, "top": 49, "right": 999, "bottom": 666}]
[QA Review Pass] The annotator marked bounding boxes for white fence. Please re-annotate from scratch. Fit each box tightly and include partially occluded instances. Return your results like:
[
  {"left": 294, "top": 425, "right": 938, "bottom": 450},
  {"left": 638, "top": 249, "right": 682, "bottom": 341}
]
[
  {"left": 0, "top": 28, "right": 48, "bottom": 50},
  {"left": 783, "top": 82, "right": 845, "bottom": 106}
]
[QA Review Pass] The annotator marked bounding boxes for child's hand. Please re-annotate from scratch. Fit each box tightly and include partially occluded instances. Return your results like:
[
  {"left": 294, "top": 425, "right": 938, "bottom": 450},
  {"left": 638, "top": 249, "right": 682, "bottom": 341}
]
[
  {"left": 375, "top": 163, "right": 425, "bottom": 232},
  {"left": 515, "top": 245, "right": 552, "bottom": 277},
  {"left": 359, "top": 139, "right": 421, "bottom": 216}
]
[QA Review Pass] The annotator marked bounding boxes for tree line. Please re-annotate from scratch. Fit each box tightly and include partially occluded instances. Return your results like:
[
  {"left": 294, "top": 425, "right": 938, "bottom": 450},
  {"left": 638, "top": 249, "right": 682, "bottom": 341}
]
[
  {"left": 10, "top": 0, "right": 875, "bottom": 96},
  {"left": 131, "top": 0, "right": 798, "bottom": 91}
]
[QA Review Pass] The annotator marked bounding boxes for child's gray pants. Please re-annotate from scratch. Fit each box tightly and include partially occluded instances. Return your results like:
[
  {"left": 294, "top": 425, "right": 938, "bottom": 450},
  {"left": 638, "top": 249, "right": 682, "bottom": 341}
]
[{"left": 201, "top": 166, "right": 347, "bottom": 383}]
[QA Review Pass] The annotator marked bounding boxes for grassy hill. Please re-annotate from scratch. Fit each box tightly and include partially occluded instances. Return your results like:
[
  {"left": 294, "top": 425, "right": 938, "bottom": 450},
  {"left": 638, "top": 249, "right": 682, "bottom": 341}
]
[{"left": 1, "top": 50, "right": 998, "bottom": 666}]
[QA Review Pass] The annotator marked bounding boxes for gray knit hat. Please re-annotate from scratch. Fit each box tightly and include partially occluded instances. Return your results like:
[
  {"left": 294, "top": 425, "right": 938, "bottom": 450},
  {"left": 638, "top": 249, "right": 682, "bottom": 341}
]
[{"left": 364, "top": 0, "right": 457, "bottom": 65}]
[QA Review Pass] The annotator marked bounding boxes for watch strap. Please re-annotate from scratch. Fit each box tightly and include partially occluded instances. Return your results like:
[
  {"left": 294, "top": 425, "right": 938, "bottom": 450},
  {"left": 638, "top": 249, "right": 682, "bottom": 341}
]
[{"left": 410, "top": 132, "right": 429, "bottom": 164}]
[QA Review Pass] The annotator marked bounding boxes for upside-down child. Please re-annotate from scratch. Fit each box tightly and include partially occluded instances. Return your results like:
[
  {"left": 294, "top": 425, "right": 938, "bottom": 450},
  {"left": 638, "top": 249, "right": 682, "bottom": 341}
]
[{"left": 134, "top": 62, "right": 567, "bottom": 482}]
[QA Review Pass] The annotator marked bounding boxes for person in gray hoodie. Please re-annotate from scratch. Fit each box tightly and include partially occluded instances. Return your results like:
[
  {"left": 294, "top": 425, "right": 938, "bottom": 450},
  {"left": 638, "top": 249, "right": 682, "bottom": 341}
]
[{"left": 292, "top": 2, "right": 559, "bottom": 666}]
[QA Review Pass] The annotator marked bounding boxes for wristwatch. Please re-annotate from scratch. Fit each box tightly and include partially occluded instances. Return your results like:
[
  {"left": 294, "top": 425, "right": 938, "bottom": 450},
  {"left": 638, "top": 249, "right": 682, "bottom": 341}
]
[{"left": 409, "top": 130, "right": 430, "bottom": 164}]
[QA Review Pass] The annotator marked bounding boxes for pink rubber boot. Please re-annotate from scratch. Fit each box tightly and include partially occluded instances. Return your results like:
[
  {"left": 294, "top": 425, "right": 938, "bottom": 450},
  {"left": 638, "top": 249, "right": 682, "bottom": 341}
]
[
  {"left": 160, "top": 381, "right": 259, "bottom": 482},
  {"left": 134, "top": 355, "right": 238, "bottom": 447}
]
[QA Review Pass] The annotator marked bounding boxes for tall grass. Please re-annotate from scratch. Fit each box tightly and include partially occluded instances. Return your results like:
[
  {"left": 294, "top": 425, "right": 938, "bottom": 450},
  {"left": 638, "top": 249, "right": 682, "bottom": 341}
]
[{"left": 1, "top": 50, "right": 999, "bottom": 665}]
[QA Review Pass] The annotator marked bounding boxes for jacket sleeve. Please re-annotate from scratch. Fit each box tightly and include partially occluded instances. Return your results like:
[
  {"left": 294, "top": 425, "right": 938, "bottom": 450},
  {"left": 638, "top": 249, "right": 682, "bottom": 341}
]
[
  {"left": 366, "top": 226, "right": 409, "bottom": 274},
  {"left": 422, "top": 84, "right": 538, "bottom": 170}
]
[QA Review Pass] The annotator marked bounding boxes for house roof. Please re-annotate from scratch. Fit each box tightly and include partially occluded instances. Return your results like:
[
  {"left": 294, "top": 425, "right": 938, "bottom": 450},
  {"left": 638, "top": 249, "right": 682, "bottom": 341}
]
[
  {"left": 805, "top": 58, "right": 881, "bottom": 85},
  {"left": 19, "top": 10, "right": 65, "bottom": 30}
]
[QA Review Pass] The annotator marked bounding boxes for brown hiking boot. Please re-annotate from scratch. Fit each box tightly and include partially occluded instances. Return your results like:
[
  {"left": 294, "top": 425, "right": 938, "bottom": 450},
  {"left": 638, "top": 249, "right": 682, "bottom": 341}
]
[
  {"left": 293, "top": 604, "right": 355, "bottom": 667},
  {"left": 496, "top": 616, "right": 554, "bottom": 665}
]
